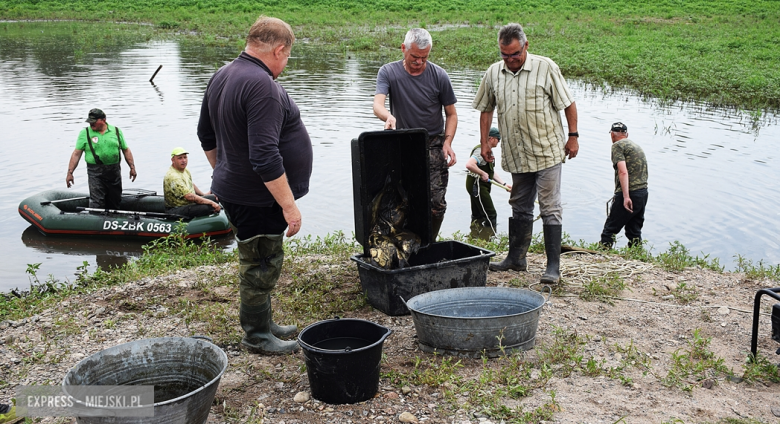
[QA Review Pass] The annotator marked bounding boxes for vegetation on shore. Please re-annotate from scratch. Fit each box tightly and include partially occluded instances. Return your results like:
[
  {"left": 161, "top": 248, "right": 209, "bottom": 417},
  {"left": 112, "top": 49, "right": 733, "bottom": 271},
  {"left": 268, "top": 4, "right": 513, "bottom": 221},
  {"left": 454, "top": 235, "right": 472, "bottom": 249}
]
[
  {"left": 4, "top": 232, "right": 780, "bottom": 423},
  {"left": 3, "top": 229, "right": 777, "bottom": 322},
  {"left": 2, "top": 0, "right": 779, "bottom": 111}
]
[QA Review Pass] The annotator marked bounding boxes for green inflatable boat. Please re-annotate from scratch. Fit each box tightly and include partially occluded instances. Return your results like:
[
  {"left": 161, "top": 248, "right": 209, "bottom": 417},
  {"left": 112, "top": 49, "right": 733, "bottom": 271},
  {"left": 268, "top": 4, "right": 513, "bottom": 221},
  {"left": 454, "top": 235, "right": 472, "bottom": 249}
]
[{"left": 19, "top": 189, "right": 232, "bottom": 239}]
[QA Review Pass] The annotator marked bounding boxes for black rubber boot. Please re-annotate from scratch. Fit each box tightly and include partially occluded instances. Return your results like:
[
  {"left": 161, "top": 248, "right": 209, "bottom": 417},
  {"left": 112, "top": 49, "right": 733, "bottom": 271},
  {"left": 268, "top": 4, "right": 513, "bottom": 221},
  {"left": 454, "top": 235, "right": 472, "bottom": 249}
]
[
  {"left": 489, "top": 217, "right": 533, "bottom": 272},
  {"left": 268, "top": 297, "right": 297, "bottom": 338},
  {"left": 240, "top": 302, "right": 299, "bottom": 354},
  {"left": 430, "top": 214, "right": 444, "bottom": 241},
  {"left": 540, "top": 224, "right": 562, "bottom": 284}
]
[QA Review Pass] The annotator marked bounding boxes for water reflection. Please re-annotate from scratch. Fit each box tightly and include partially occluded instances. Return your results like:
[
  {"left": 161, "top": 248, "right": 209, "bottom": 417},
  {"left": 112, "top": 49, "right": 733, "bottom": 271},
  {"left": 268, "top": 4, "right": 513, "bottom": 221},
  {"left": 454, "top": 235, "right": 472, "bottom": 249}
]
[{"left": 1, "top": 21, "right": 780, "bottom": 293}]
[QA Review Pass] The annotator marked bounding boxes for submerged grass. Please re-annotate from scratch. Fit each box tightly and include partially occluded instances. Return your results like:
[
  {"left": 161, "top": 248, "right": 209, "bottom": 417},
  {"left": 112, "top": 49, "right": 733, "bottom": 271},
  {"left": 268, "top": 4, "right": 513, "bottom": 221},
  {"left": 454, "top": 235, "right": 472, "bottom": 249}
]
[{"left": 2, "top": 0, "right": 780, "bottom": 110}]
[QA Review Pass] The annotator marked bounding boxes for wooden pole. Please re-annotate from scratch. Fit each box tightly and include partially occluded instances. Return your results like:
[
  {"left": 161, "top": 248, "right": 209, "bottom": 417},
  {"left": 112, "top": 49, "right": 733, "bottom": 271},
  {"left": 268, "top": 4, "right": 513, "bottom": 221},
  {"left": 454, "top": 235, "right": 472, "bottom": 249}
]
[{"left": 149, "top": 65, "right": 163, "bottom": 83}]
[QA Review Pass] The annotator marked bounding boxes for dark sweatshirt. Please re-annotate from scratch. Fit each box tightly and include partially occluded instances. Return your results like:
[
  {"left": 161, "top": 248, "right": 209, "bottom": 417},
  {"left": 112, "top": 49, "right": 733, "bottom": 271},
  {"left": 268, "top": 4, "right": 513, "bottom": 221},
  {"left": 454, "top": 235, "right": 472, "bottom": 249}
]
[{"left": 197, "top": 52, "right": 312, "bottom": 207}]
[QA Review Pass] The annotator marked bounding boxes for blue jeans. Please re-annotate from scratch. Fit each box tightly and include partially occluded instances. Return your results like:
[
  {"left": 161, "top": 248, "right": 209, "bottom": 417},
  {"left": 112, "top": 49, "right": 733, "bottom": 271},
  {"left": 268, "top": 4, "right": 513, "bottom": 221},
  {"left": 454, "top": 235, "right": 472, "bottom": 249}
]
[{"left": 601, "top": 188, "right": 648, "bottom": 247}]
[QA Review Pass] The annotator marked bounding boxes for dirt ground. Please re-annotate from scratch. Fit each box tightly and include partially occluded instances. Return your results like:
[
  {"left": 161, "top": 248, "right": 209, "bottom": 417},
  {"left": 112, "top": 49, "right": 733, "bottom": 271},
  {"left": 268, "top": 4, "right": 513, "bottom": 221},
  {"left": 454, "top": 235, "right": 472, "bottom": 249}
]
[{"left": 3, "top": 250, "right": 780, "bottom": 424}]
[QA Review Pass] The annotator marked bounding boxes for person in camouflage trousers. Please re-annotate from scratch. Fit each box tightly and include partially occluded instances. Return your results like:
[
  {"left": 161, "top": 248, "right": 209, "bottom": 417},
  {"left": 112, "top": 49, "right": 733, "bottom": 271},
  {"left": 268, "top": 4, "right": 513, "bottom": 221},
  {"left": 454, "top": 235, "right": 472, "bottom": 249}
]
[{"left": 600, "top": 122, "right": 649, "bottom": 248}]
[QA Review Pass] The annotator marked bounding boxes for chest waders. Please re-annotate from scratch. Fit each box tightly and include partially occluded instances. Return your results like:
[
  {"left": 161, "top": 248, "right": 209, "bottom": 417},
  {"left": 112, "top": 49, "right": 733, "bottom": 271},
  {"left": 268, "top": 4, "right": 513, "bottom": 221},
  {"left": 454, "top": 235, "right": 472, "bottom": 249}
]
[
  {"left": 85, "top": 126, "right": 124, "bottom": 210},
  {"left": 236, "top": 233, "right": 299, "bottom": 354},
  {"left": 85, "top": 126, "right": 123, "bottom": 166}
]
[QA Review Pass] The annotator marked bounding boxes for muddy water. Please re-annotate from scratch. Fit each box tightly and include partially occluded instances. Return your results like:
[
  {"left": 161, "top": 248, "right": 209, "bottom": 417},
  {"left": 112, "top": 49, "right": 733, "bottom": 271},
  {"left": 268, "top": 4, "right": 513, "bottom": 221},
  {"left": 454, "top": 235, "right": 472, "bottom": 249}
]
[{"left": 1, "top": 22, "right": 779, "bottom": 293}]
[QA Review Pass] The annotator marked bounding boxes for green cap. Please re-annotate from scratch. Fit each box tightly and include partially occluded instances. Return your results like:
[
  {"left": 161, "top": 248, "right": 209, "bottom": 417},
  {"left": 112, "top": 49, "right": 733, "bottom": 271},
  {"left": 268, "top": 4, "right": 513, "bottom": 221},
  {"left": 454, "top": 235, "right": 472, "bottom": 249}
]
[
  {"left": 488, "top": 127, "right": 501, "bottom": 140},
  {"left": 171, "top": 147, "right": 189, "bottom": 157}
]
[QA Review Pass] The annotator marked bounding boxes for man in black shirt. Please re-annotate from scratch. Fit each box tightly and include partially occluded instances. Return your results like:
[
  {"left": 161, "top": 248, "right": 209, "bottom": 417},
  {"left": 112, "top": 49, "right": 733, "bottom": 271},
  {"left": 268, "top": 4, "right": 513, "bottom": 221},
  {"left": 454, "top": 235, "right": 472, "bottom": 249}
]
[{"left": 198, "top": 16, "right": 313, "bottom": 355}]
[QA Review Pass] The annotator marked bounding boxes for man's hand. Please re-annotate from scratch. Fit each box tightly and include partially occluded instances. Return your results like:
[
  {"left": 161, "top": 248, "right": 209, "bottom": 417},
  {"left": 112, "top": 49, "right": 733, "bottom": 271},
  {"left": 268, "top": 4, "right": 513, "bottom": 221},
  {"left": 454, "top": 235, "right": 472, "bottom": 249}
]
[
  {"left": 442, "top": 143, "right": 457, "bottom": 167},
  {"left": 480, "top": 144, "right": 494, "bottom": 163},
  {"left": 564, "top": 136, "right": 579, "bottom": 159},
  {"left": 66, "top": 173, "right": 74, "bottom": 188},
  {"left": 623, "top": 196, "right": 634, "bottom": 213},
  {"left": 210, "top": 200, "right": 221, "bottom": 213},
  {"left": 384, "top": 115, "right": 397, "bottom": 130},
  {"left": 283, "top": 204, "right": 302, "bottom": 237},
  {"left": 129, "top": 167, "right": 137, "bottom": 182}
]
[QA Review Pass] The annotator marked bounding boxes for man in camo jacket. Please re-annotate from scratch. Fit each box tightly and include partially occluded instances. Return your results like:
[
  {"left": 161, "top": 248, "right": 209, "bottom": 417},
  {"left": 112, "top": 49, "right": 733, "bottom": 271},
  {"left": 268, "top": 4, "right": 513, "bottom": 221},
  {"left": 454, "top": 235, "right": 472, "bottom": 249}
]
[{"left": 600, "top": 122, "right": 649, "bottom": 249}]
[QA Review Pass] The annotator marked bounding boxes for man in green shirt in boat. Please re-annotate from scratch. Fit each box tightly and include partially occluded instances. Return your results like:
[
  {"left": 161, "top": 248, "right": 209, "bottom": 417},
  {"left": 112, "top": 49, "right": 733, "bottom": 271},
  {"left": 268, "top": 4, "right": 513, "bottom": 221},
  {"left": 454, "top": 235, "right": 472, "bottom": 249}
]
[
  {"left": 66, "top": 108, "right": 137, "bottom": 210},
  {"left": 163, "top": 147, "right": 221, "bottom": 218}
]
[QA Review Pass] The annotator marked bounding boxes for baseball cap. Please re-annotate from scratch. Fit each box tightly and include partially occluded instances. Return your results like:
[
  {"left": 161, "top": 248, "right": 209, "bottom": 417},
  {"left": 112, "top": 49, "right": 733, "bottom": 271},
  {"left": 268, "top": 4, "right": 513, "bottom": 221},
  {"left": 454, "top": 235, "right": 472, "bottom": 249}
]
[
  {"left": 610, "top": 122, "right": 628, "bottom": 133},
  {"left": 171, "top": 147, "right": 189, "bottom": 157},
  {"left": 85, "top": 108, "right": 106, "bottom": 124},
  {"left": 488, "top": 127, "right": 501, "bottom": 139}
]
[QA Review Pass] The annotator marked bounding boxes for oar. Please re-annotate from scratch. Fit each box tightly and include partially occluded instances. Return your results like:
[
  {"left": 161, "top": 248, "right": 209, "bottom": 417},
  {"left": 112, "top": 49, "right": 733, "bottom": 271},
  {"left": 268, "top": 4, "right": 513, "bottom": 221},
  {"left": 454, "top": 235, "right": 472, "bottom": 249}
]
[
  {"left": 41, "top": 191, "right": 159, "bottom": 206},
  {"left": 40, "top": 196, "right": 91, "bottom": 205},
  {"left": 76, "top": 207, "right": 187, "bottom": 220},
  {"left": 467, "top": 172, "right": 511, "bottom": 192}
]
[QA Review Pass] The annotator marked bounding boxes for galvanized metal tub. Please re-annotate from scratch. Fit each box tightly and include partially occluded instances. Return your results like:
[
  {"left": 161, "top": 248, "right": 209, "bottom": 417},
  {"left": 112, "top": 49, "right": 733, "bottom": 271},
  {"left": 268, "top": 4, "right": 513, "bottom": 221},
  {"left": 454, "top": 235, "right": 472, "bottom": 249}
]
[
  {"left": 62, "top": 336, "right": 228, "bottom": 424},
  {"left": 404, "top": 287, "right": 550, "bottom": 357}
]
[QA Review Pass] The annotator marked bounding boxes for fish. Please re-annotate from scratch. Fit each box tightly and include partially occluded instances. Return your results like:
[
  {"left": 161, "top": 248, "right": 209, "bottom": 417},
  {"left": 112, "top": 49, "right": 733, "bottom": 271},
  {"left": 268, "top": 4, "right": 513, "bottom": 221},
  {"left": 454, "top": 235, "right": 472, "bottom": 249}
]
[{"left": 366, "top": 172, "right": 420, "bottom": 269}]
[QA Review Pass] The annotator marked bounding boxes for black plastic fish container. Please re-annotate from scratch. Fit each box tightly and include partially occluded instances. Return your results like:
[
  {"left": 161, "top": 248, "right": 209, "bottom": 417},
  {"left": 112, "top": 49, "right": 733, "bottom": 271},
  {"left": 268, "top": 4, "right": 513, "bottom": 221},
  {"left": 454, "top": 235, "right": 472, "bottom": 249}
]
[
  {"left": 351, "top": 129, "right": 433, "bottom": 251},
  {"left": 350, "top": 241, "right": 495, "bottom": 315},
  {"left": 351, "top": 129, "right": 495, "bottom": 316}
]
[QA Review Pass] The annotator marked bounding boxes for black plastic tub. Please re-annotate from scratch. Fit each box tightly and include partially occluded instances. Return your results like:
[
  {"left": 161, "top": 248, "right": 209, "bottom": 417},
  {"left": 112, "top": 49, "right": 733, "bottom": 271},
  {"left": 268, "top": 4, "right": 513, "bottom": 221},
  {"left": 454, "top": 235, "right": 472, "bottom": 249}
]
[
  {"left": 298, "top": 318, "right": 392, "bottom": 404},
  {"left": 350, "top": 241, "right": 495, "bottom": 316},
  {"left": 351, "top": 129, "right": 433, "bottom": 250}
]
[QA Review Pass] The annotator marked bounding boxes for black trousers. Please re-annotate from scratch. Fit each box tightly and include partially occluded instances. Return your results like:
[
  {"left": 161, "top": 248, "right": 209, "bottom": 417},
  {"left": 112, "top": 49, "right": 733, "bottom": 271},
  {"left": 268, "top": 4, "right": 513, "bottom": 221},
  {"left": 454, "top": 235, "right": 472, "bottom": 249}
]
[
  {"left": 600, "top": 188, "right": 648, "bottom": 247},
  {"left": 86, "top": 163, "right": 122, "bottom": 209},
  {"left": 167, "top": 195, "right": 218, "bottom": 219},
  {"left": 220, "top": 200, "right": 288, "bottom": 240}
]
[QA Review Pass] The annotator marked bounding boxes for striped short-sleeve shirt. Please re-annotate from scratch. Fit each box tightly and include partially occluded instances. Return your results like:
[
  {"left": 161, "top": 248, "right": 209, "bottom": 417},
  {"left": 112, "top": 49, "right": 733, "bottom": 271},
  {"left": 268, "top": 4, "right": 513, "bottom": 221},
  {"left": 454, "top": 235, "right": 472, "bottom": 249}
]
[{"left": 472, "top": 55, "right": 575, "bottom": 173}]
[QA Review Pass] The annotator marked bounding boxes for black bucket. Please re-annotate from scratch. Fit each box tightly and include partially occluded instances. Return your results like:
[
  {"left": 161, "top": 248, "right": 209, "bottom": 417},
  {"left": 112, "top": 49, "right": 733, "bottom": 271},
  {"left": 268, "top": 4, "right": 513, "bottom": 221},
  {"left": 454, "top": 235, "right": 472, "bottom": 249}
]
[{"left": 298, "top": 318, "right": 392, "bottom": 404}]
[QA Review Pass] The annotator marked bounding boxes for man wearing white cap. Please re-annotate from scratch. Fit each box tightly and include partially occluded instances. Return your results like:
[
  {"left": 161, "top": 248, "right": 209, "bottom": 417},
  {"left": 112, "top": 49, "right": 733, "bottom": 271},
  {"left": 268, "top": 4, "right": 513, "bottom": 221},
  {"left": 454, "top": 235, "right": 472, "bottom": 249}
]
[{"left": 163, "top": 147, "right": 220, "bottom": 218}]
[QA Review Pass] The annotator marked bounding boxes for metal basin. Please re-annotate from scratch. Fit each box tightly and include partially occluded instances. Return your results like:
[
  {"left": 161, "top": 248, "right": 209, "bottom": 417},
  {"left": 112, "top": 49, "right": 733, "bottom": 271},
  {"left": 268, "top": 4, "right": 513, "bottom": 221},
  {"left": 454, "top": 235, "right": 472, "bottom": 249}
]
[
  {"left": 62, "top": 336, "right": 228, "bottom": 424},
  {"left": 404, "top": 287, "right": 550, "bottom": 357}
]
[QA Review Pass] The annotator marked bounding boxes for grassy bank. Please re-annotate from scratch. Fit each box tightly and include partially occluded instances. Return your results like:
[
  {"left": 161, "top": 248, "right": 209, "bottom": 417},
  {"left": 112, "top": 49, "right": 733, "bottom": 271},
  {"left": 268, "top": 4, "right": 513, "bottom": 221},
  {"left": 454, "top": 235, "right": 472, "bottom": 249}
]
[
  {"left": 2, "top": 0, "right": 779, "bottom": 110},
  {"left": 5, "top": 229, "right": 778, "bottom": 322}
]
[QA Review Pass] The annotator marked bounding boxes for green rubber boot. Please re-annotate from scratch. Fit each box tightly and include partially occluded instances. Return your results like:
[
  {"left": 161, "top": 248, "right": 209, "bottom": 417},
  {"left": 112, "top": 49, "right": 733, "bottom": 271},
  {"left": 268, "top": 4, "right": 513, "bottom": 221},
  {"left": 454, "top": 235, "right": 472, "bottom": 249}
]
[
  {"left": 489, "top": 217, "right": 533, "bottom": 272},
  {"left": 240, "top": 302, "right": 299, "bottom": 354},
  {"left": 430, "top": 214, "right": 445, "bottom": 241},
  {"left": 540, "top": 224, "right": 562, "bottom": 284},
  {"left": 236, "top": 234, "right": 298, "bottom": 353},
  {"left": 267, "top": 297, "right": 297, "bottom": 338},
  {"left": 0, "top": 403, "right": 20, "bottom": 424}
]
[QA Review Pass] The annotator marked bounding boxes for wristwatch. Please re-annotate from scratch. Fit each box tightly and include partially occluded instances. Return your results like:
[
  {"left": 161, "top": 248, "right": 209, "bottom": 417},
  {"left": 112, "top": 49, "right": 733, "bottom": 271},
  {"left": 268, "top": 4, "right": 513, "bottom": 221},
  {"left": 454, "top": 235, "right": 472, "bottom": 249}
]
[{"left": 568, "top": 132, "right": 579, "bottom": 137}]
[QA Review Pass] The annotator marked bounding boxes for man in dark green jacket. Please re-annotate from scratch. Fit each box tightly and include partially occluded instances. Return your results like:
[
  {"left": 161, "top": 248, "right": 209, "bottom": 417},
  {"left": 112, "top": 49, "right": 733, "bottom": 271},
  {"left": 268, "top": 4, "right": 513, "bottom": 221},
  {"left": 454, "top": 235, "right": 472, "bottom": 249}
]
[{"left": 600, "top": 122, "right": 649, "bottom": 248}]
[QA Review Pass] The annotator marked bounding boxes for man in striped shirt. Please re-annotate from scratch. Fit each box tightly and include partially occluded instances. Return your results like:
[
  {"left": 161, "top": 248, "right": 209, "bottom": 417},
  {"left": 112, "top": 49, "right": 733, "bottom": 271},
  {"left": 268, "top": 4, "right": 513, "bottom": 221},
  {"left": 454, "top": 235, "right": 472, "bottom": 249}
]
[{"left": 472, "top": 23, "right": 579, "bottom": 284}]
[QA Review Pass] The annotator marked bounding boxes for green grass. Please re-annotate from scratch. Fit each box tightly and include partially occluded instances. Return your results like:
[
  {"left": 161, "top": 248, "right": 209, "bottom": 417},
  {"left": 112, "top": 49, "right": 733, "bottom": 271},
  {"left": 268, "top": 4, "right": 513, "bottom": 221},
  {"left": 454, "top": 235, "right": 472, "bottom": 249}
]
[
  {"left": 1, "top": 0, "right": 780, "bottom": 110},
  {"left": 734, "top": 255, "right": 780, "bottom": 281},
  {"left": 662, "top": 328, "right": 731, "bottom": 391},
  {"left": 579, "top": 272, "right": 626, "bottom": 305},
  {"left": 0, "top": 233, "right": 234, "bottom": 321}
]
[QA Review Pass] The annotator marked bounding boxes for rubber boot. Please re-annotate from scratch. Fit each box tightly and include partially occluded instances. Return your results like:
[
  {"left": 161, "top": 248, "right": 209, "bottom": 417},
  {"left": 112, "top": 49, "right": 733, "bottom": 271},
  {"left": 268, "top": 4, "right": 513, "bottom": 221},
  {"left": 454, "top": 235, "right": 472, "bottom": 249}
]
[
  {"left": 0, "top": 403, "right": 20, "bottom": 424},
  {"left": 489, "top": 217, "right": 533, "bottom": 272},
  {"left": 430, "top": 214, "right": 444, "bottom": 241},
  {"left": 240, "top": 302, "right": 299, "bottom": 354},
  {"left": 540, "top": 224, "right": 562, "bottom": 284},
  {"left": 267, "top": 297, "right": 297, "bottom": 338}
]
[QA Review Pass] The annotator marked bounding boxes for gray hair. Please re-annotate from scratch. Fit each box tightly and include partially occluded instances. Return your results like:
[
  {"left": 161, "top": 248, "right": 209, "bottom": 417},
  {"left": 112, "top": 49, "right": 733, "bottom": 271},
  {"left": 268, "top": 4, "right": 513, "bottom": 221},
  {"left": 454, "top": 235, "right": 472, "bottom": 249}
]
[
  {"left": 246, "top": 16, "right": 295, "bottom": 53},
  {"left": 403, "top": 28, "right": 432, "bottom": 50},
  {"left": 498, "top": 23, "right": 527, "bottom": 46}
]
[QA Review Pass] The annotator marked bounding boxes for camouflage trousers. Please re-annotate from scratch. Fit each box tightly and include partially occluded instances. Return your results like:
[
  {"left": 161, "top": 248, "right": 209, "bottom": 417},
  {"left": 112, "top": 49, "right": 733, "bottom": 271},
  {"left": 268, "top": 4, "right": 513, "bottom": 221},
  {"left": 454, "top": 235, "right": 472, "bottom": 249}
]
[{"left": 428, "top": 134, "right": 449, "bottom": 219}]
